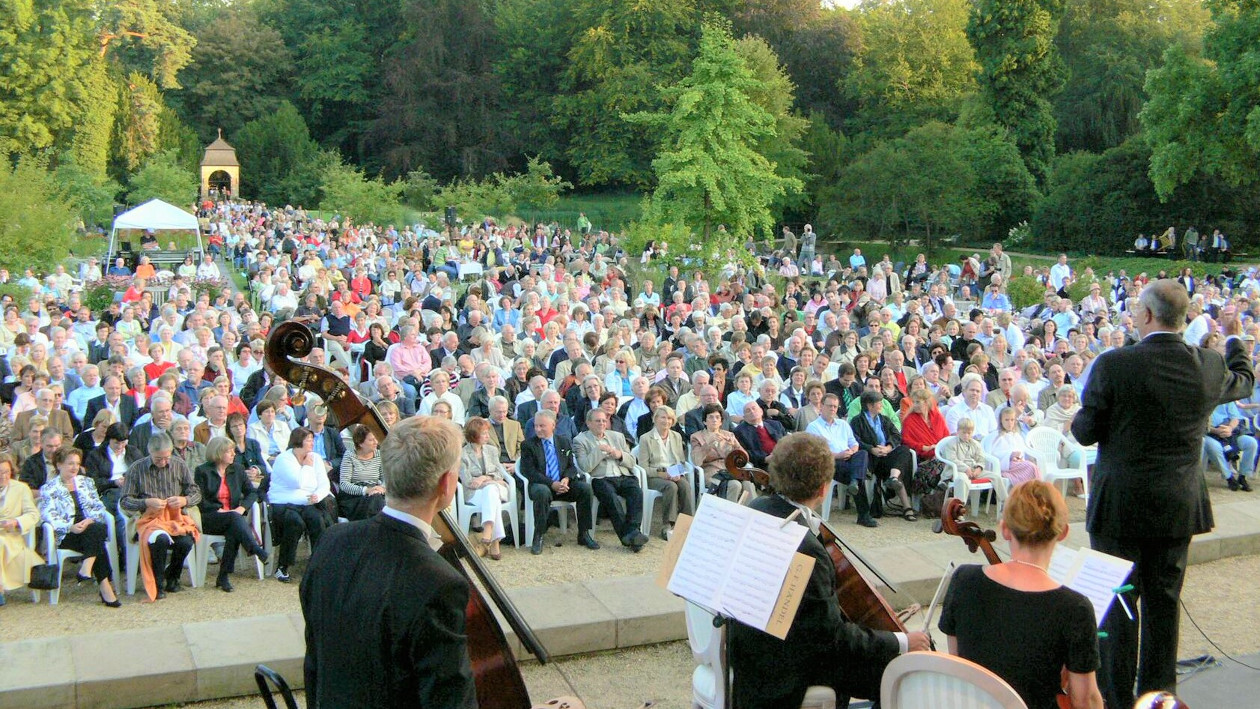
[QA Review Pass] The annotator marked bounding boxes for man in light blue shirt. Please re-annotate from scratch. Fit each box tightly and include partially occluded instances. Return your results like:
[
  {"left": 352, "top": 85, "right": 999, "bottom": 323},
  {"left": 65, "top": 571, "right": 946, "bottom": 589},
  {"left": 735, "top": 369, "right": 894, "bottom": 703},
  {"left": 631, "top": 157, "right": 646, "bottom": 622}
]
[
  {"left": 1205, "top": 401, "right": 1256, "bottom": 491},
  {"left": 849, "top": 248, "right": 866, "bottom": 271},
  {"left": 806, "top": 393, "right": 876, "bottom": 527},
  {"left": 980, "top": 283, "right": 1011, "bottom": 313}
]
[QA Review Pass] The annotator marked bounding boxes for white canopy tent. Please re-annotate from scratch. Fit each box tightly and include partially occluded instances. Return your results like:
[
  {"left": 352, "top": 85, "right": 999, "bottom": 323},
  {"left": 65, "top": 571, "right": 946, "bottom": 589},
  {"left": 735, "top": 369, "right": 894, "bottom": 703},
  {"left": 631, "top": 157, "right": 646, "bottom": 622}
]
[{"left": 107, "top": 199, "right": 203, "bottom": 263}]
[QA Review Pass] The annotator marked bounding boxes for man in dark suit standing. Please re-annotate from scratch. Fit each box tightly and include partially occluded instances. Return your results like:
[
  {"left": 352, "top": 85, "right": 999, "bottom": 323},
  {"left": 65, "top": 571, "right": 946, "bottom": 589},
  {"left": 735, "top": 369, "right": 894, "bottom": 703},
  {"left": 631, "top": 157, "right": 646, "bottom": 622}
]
[
  {"left": 733, "top": 401, "right": 786, "bottom": 469},
  {"left": 1074, "top": 279, "right": 1254, "bottom": 709},
  {"left": 518, "top": 410, "right": 598, "bottom": 555},
  {"left": 729, "top": 433, "right": 929, "bottom": 707},
  {"left": 300, "top": 415, "right": 477, "bottom": 708}
]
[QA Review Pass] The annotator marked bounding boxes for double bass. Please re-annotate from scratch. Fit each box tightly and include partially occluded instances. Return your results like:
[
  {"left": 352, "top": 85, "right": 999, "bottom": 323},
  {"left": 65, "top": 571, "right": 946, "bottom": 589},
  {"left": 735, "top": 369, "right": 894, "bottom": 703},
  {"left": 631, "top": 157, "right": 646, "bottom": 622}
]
[
  {"left": 723, "top": 450, "right": 907, "bottom": 634},
  {"left": 266, "top": 321, "right": 547, "bottom": 709}
]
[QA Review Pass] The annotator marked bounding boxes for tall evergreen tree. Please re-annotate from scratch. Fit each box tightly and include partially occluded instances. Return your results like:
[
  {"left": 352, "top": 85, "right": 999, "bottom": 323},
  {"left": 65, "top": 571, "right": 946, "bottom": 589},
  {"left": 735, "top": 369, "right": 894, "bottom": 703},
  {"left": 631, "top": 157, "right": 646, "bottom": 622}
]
[
  {"left": 967, "top": 0, "right": 1067, "bottom": 186},
  {"left": 627, "top": 22, "right": 800, "bottom": 260}
]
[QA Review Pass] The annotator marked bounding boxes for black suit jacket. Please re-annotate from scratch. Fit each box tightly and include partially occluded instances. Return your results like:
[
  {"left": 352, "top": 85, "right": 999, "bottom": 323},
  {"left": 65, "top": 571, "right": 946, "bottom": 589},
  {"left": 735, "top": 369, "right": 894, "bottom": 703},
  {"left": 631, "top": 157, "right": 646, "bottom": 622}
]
[
  {"left": 1074, "top": 333, "right": 1254, "bottom": 539},
  {"left": 519, "top": 435, "right": 579, "bottom": 488},
  {"left": 19, "top": 453, "right": 54, "bottom": 490},
  {"left": 730, "top": 495, "right": 900, "bottom": 707},
  {"left": 734, "top": 420, "right": 786, "bottom": 468},
  {"left": 194, "top": 460, "right": 259, "bottom": 514},
  {"left": 301, "top": 514, "right": 475, "bottom": 708},
  {"left": 85, "top": 443, "right": 141, "bottom": 494},
  {"left": 84, "top": 393, "right": 139, "bottom": 428}
]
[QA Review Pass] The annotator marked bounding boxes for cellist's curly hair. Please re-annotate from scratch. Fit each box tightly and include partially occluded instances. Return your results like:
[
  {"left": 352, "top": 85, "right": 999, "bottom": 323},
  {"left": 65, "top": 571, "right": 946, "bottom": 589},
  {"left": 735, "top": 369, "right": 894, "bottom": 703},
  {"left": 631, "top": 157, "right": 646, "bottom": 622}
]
[{"left": 768, "top": 433, "right": 834, "bottom": 502}]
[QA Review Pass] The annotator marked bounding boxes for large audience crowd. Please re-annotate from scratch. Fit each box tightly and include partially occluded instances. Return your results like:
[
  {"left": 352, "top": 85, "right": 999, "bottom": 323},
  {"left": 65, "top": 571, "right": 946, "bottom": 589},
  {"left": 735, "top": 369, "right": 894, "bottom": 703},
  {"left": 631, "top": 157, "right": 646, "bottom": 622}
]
[{"left": 2, "top": 200, "right": 1259, "bottom": 609}]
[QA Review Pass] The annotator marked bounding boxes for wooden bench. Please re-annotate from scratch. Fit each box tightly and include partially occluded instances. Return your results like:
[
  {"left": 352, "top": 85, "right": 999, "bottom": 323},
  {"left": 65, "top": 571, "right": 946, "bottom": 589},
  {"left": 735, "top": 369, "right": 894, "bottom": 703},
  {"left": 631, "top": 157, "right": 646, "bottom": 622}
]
[{"left": 131, "top": 248, "right": 201, "bottom": 271}]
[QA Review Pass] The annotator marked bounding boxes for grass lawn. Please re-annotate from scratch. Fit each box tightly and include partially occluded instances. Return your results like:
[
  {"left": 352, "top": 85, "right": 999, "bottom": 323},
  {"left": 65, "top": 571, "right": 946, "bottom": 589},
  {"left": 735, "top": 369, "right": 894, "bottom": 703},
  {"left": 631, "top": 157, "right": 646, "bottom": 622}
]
[{"left": 518, "top": 192, "right": 643, "bottom": 232}]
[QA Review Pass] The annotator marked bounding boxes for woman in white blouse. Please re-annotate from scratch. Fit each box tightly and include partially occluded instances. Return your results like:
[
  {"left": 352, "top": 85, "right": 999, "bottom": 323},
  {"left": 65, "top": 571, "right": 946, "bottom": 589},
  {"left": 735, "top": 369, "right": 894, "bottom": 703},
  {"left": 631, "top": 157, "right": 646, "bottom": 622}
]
[
  {"left": 458, "top": 418, "right": 511, "bottom": 560},
  {"left": 266, "top": 427, "right": 332, "bottom": 583}
]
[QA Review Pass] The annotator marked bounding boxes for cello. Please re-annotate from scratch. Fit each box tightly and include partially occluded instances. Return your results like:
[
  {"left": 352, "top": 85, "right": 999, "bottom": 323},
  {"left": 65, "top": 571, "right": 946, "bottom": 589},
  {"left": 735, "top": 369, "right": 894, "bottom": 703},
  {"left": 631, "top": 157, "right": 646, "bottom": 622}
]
[
  {"left": 936, "top": 497, "right": 1073, "bottom": 709},
  {"left": 266, "top": 321, "right": 547, "bottom": 709},
  {"left": 723, "top": 450, "right": 908, "bottom": 634}
]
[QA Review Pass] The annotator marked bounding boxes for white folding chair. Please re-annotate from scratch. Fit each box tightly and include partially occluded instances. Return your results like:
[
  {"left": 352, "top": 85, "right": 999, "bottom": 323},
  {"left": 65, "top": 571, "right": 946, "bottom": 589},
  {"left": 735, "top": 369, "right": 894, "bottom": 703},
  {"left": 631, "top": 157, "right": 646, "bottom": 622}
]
[
  {"left": 193, "top": 503, "right": 266, "bottom": 587},
  {"left": 36, "top": 511, "right": 121, "bottom": 605},
  {"left": 1026, "top": 427, "right": 1089, "bottom": 500},
  {"left": 686, "top": 601, "right": 836, "bottom": 709},
  {"left": 880, "top": 651, "right": 1028, "bottom": 709},
  {"left": 514, "top": 470, "right": 577, "bottom": 543},
  {"left": 939, "top": 436, "right": 1007, "bottom": 518},
  {"left": 454, "top": 479, "right": 521, "bottom": 548},
  {"left": 22, "top": 526, "right": 39, "bottom": 603}
]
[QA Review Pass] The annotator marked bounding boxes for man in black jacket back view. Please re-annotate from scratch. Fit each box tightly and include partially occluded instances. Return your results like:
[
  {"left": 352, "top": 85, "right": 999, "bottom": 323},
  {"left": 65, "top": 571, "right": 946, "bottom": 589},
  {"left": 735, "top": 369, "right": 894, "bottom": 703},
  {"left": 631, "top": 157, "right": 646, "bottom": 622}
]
[{"left": 1074, "top": 279, "right": 1254, "bottom": 709}]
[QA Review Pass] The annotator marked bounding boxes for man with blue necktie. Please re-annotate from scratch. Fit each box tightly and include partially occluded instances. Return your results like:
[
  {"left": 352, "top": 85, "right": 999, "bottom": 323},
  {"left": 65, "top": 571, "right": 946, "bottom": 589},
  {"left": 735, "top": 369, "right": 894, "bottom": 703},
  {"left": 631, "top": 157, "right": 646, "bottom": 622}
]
[{"left": 518, "top": 410, "right": 598, "bottom": 555}]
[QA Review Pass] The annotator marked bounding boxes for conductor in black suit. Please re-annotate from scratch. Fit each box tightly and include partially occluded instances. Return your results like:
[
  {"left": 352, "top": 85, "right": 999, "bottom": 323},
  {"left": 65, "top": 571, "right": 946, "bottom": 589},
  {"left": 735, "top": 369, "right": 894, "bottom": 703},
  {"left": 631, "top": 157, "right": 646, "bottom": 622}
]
[
  {"left": 300, "top": 415, "right": 476, "bottom": 708},
  {"left": 1073, "top": 279, "right": 1254, "bottom": 709},
  {"left": 518, "top": 409, "right": 598, "bottom": 555},
  {"left": 729, "top": 433, "right": 930, "bottom": 707}
]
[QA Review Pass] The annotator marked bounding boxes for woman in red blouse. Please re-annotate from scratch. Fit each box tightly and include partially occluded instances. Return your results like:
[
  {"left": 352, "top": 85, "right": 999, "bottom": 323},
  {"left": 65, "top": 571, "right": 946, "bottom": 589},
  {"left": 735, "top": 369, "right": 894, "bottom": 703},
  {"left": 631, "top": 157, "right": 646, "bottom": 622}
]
[{"left": 900, "top": 387, "right": 950, "bottom": 461}]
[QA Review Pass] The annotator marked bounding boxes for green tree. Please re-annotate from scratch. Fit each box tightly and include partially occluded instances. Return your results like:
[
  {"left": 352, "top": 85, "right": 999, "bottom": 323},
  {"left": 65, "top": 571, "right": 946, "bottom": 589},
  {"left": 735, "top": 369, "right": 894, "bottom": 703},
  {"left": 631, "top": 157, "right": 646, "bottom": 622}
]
[
  {"left": 1140, "top": 2, "right": 1260, "bottom": 200},
  {"left": 733, "top": 35, "right": 811, "bottom": 213},
  {"left": 128, "top": 149, "right": 198, "bottom": 206},
  {"left": 847, "top": 0, "right": 979, "bottom": 136},
  {"left": 170, "top": 7, "right": 294, "bottom": 142},
  {"left": 0, "top": 0, "right": 98, "bottom": 156},
  {"left": 402, "top": 169, "right": 440, "bottom": 212},
  {"left": 967, "top": 0, "right": 1067, "bottom": 185},
  {"left": 0, "top": 159, "right": 76, "bottom": 272},
  {"left": 231, "top": 102, "right": 323, "bottom": 206},
  {"left": 959, "top": 123, "right": 1040, "bottom": 240},
  {"left": 96, "top": 0, "right": 196, "bottom": 89},
  {"left": 553, "top": 0, "right": 709, "bottom": 187},
  {"left": 627, "top": 22, "right": 801, "bottom": 259},
  {"left": 112, "top": 72, "right": 165, "bottom": 173},
  {"left": 823, "top": 122, "right": 988, "bottom": 248},
  {"left": 319, "top": 160, "right": 404, "bottom": 225},
  {"left": 53, "top": 157, "right": 122, "bottom": 229},
  {"left": 1054, "top": 0, "right": 1208, "bottom": 153},
  {"left": 771, "top": 8, "right": 862, "bottom": 130}
]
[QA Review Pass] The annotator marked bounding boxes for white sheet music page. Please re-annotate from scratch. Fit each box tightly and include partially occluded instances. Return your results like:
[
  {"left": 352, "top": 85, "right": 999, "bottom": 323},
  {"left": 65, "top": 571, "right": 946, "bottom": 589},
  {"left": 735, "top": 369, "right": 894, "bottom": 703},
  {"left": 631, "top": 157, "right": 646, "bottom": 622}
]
[
  {"left": 666, "top": 495, "right": 808, "bottom": 631},
  {"left": 1047, "top": 546, "right": 1133, "bottom": 627}
]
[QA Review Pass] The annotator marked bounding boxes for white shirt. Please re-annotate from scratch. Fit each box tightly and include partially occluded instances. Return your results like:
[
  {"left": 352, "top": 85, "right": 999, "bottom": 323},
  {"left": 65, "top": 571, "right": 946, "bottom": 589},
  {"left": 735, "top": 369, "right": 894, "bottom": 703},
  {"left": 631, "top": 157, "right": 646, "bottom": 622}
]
[
  {"left": 267, "top": 449, "right": 331, "bottom": 506},
  {"left": 1049, "top": 263, "right": 1072, "bottom": 291},
  {"left": 1183, "top": 314, "right": 1210, "bottom": 346},
  {"left": 945, "top": 401, "right": 998, "bottom": 439},
  {"left": 381, "top": 505, "right": 443, "bottom": 551},
  {"left": 806, "top": 416, "right": 858, "bottom": 454},
  {"left": 418, "top": 391, "right": 466, "bottom": 423}
]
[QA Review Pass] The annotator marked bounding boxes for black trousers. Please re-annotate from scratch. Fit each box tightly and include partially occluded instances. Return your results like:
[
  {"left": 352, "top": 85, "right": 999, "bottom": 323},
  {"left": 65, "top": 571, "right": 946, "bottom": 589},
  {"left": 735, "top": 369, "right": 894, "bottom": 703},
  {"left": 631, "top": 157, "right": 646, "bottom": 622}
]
[
  {"left": 1090, "top": 533, "right": 1190, "bottom": 709},
  {"left": 336, "top": 491, "right": 386, "bottom": 521},
  {"left": 529, "top": 479, "right": 594, "bottom": 540},
  {"left": 148, "top": 533, "right": 195, "bottom": 582},
  {"left": 271, "top": 503, "right": 330, "bottom": 569},
  {"left": 832, "top": 450, "right": 870, "bottom": 484},
  {"left": 201, "top": 510, "right": 262, "bottom": 577},
  {"left": 59, "top": 523, "right": 112, "bottom": 582},
  {"left": 591, "top": 475, "right": 643, "bottom": 539}
]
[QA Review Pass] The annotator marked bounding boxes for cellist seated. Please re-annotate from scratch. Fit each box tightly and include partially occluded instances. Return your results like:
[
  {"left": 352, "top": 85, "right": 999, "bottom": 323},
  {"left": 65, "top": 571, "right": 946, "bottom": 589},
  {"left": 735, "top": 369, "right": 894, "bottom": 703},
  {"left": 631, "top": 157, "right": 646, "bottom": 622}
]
[
  {"left": 939, "top": 480, "right": 1104, "bottom": 709},
  {"left": 728, "top": 433, "right": 930, "bottom": 707}
]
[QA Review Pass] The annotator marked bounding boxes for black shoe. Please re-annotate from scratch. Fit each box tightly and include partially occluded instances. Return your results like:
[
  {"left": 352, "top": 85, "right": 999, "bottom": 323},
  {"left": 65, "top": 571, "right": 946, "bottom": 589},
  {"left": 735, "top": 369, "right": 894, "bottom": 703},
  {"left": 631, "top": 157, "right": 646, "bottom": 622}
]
[
  {"left": 530, "top": 537, "right": 544, "bottom": 555},
  {"left": 164, "top": 578, "right": 182, "bottom": 594},
  {"left": 1240, "top": 476, "right": 1253, "bottom": 492},
  {"left": 274, "top": 567, "right": 292, "bottom": 583},
  {"left": 253, "top": 548, "right": 270, "bottom": 563},
  {"left": 99, "top": 588, "right": 121, "bottom": 608},
  {"left": 155, "top": 589, "right": 167, "bottom": 600},
  {"left": 76, "top": 573, "right": 93, "bottom": 584},
  {"left": 1228, "top": 476, "right": 1240, "bottom": 491},
  {"left": 857, "top": 515, "right": 879, "bottom": 528},
  {"left": 216, "top": 577, "right": 234, "bottom": 593},
  {"left": 632, "top": 531, "right": 649, "bottom": 547},
  {"left": 578, "top": 533, "right": 601, "bottom": 550}
]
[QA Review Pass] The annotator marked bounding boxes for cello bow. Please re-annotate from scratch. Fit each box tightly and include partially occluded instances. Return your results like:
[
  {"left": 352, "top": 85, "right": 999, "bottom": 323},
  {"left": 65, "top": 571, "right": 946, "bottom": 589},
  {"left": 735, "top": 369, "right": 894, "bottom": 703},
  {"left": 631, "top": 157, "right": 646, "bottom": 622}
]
[{"left": 267, "top": 321, "right": 547, "bottom": 709}]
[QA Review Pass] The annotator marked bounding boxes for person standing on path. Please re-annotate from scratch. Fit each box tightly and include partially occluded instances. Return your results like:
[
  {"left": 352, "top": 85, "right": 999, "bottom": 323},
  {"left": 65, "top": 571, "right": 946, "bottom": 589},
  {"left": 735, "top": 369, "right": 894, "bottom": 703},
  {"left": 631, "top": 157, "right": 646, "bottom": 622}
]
[{"left": 1073, "top": 280, "right": 1254, "bottom": 709}]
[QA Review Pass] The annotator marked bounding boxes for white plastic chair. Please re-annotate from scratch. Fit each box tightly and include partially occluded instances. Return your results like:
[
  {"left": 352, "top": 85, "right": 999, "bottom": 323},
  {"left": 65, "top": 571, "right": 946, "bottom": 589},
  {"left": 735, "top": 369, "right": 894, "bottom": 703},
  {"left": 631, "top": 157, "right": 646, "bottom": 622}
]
[
  {"left": 454, "top": 479, "right": 521, "bottom": 548},
  {"left": 193, "top": 502, "right": 266, "bottom": 587},
  {"left": 514, "top": 470, "right": 577, "bottom": 544},
  {"left": 880, "top": 651, "right": 1028, "bottom": 709},
  {"left": 36, "top": 511, "right": 121, "bottom": 605},
  {"left": 122, "top": 507, "right": 200, "bottom": 595},
  {"left": 22, "top": 526, "right": 40, "bottom": 603},
  {"left": 938, "top": 436, "right": 1008, "bottom": 518},
  {"left": 1026, "top": 427, "right": 1089, "bottom": 500},
  {"left": 686, "top": 601, "right": 837, "bottom": 709},
  {"left": 631, "top": 444, "right": 696, "bottom": 533}
]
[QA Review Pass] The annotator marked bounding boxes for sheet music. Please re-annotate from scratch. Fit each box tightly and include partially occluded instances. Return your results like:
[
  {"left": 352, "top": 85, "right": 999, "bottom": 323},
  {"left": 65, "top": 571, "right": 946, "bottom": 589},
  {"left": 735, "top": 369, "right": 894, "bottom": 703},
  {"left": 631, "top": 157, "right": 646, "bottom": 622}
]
[
  {"left": 922, "top": 562, "right": 957, "bottom": 633},
  {"left": 1047, "top": 546, "right": 1133, "bottom": 627},
  {"left": 667, "top": 495, "right": 808, "bottom": 632},
  {"left": 1048, "top": 546, "right": 1079, "bottom": 583}
]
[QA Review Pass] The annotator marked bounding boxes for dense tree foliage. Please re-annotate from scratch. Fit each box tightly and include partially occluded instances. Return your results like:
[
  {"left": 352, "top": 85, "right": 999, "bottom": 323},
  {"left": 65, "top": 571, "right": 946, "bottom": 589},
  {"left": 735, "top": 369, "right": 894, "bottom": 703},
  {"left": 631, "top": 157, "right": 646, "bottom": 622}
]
[
  {"left": 628, "top": 22, "right": 800, "bottom": 259},
  {"left": 0, "top": 0, "right": 1254, "bottom": 256},
  {"left": 0, "top": 158, "right": 76, "bottom": 272}
]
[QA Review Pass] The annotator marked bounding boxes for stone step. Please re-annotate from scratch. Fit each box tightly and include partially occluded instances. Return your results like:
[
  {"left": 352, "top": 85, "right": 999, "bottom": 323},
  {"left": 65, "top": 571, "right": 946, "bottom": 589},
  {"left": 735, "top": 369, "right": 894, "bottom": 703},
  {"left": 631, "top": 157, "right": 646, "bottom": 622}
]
[{"left": 4, "top": 498, "right": 1260, "bottom": 709}]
